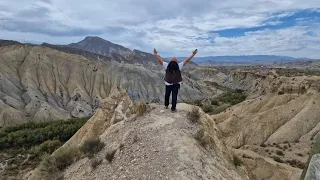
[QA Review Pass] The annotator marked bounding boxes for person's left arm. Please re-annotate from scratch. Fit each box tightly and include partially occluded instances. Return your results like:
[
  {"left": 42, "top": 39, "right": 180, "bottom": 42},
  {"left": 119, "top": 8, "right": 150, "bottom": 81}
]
[{"left": 183, "top": 49, "right": 198, "bottom": 65}]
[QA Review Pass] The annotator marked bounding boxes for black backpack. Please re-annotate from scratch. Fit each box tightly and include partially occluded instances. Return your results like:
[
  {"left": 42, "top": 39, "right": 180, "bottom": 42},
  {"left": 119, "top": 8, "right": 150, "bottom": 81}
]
[{"left": 165, "top": 61, "right": 182, "bottom": 84}]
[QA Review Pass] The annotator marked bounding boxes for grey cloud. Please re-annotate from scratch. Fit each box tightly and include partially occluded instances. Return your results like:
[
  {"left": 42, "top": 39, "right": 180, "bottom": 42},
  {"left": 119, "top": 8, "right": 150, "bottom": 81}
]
[
  {"left": 15, "top": 6, "right": 50, "bottom": 19},
  {"left": 0, "top": 17, "right": 128, "bottom": 37}
]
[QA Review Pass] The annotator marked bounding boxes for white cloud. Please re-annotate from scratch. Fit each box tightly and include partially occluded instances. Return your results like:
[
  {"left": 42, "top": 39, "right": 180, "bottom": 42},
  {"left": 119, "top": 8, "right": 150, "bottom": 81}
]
[{"left": 0, "top": 0, "right": 320, "bottom": 58}]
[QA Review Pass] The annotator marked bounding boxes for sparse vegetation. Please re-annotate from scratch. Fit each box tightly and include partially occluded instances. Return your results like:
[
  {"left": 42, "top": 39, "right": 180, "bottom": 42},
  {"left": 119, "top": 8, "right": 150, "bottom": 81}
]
[
  {"left": 194, "top": 127, "right": 207, "bottom": 147},
  {"left": 30, "top": 140, "right": 63, "bottom": 155},
  {"left": 276, "top": 150, "right": 284, "bottom": 156},
  {"left": 134, "top": 100, "right": 147, "bottom": 116},
  {"left": 186, "top": 89, "right": 247, "bottom": 115},
  {"left": 297, "top": 153, "right": 303, "bottom": 157},
  {"left": 90, "top": 158, "right": 103, "bottom": 169},
  {"left": 286, "top": 159, "right": 305, "bottom": 169},
  {"left": 273, "top": 156, "right": 284, "bottom": 163},
  {"left": 39, "top": 147, "right": 82, "bottom": 178},
  {"left": 233, "top": 155, "right": 243, "bottom": 167},
  {"left": 187, "top": 106, "right": 201, "bottom": 123},
  {"left": 105, "top": 149, "right": 117, "bottom": 163},
  {"left": 202, "top": 103, "right": 214, "bottom": 113},
  {"left": 81, "top": 137, "right": 105, "bottom": 158},
  {"left": 260, "top": 144, "right": 267, "bottom": 147}
]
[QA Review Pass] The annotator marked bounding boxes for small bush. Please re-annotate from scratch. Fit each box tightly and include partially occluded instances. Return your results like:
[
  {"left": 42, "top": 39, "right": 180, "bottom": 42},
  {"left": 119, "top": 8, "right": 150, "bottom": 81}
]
[
  {"left": 38, "top": 153, "right": 60, "bottom": 179},
  {"left": 187, "top": 106, "right": 201, "bottom": 123},
  {"left": 233, "top": 155, "right": 243, "bottom": 167},
  {"left": 192, "top": 99, "right": 203, "bottom": 106},
  {"left": 90, "top": 158, "right": 102, "bottom": 169},
  {"left": 202, "top": 104, "right": 213, "bottom": 113},
  {"left": 105, "top": 149, "right": 117, "bottom": 163},
  {"left": 273, "top": 156, "right": 284, "bottom": 163},
  {"left": 286, "top": 159, "right": 305, "bottom": 169},
  {"left": 211, "top": 100, "right": 218, "bottom": 106},
  {"left": 134, "top": 101, "right": 147, "bottom": 116},
  {"left": 212, "top": 104, "right": 230, "bottom": 115},
  {"left": 260, "top": 144, "right": 267, "bottom": 147},
  {"left": 54, "top": 147, "right": 82, "bottom": 170},
  {"left": 39, "top": 140, "right": 62, "bottom": 154},
  {"left": 81, "top": 138, "right": 105, "bottom": 158},
  {"left": 297, "top": 153, "right": 303, "bottom": 157},
  {"left": 39, "top": 147, "right": 82, "bottom": 178},
  {"left": 276, "top": 150, "right": 284, "bottom": 156},
  {"left": 194, "top": 127, "right": 207, "bottom": 147}
]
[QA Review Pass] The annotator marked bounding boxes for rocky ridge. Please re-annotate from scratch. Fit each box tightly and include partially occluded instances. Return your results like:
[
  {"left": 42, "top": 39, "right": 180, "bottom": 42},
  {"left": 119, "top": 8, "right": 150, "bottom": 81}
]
[{"left": 27, "top": 87, "right": 253, "bottom": 180}]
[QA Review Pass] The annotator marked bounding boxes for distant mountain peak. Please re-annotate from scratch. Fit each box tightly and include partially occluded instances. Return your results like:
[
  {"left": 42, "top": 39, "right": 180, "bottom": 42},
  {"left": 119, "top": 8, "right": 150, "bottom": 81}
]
[
  {"left": 83, "top": 36, "right": 110, "bottom": 43},
  {"left": 68, "top": 36, "right": 132, "bottom": 58}
]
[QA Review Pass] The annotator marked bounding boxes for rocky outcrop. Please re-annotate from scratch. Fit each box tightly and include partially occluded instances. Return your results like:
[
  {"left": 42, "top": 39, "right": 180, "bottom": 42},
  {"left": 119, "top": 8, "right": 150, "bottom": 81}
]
[
  {"left": 0, "top": 44, "right": 212, "bottom": 126},
  {"left": 304, "top": 154, "right": 320, "bottom": 180}
]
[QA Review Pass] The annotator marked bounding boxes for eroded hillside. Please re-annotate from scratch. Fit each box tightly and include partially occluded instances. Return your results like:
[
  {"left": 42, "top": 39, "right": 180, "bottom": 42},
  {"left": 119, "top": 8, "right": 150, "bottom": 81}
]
[
  {"left": 0, "top": 44, "right": 213, "bottom": 127},
  {"left": 211, "top": 72, "right": 320, "bottom": 180}
]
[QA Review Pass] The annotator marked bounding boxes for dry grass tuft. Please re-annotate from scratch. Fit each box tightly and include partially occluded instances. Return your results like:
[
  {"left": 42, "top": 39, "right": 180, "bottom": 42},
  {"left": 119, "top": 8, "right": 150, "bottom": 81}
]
[{"left": 187, "top": 106, "right": 201, "bottom": 123}]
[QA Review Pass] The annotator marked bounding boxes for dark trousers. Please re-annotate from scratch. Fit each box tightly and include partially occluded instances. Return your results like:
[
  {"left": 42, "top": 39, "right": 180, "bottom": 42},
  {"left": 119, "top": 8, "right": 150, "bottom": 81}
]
[{"left": 165, "top": 84, "right": 180, "bottom": 110}]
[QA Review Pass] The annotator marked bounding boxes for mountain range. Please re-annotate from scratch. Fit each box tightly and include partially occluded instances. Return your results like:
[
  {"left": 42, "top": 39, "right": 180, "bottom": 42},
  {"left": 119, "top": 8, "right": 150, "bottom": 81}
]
[{"left": 174, "top": 55, "right": 313, "bottom": 64}]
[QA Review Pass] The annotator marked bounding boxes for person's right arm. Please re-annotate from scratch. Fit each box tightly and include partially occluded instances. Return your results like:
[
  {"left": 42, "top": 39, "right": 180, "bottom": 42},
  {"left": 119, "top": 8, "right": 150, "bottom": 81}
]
[{"left": 154, "top": 48, "right": 164, "bottom": 65}]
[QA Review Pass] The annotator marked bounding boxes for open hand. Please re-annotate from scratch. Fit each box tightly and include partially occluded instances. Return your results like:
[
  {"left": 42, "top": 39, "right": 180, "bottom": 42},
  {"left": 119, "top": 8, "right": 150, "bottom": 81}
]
[
  {"left": 153, "top": 48, "right": 158, "bottom": 55},
  {"left": 193, "top": 49, "right": 198, "bottom": 55}
]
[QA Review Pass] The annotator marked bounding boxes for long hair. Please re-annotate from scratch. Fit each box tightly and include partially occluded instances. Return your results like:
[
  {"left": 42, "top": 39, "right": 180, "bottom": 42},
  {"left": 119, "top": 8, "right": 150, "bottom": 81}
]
[{"left": 167, "top": 61, "right": 179, "bottom": 74}]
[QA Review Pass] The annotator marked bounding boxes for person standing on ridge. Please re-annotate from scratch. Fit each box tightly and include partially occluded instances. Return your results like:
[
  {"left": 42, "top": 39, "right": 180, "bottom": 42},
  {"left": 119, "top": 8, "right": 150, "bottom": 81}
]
[{"left": 153, "top": 48, "right": 198, "bottom": 112}]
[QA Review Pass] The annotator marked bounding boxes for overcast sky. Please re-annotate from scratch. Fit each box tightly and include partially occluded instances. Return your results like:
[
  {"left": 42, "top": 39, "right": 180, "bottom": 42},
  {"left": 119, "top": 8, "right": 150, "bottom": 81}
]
[{"left": 0, "top": 0, "right": 319, "bottom": 58}]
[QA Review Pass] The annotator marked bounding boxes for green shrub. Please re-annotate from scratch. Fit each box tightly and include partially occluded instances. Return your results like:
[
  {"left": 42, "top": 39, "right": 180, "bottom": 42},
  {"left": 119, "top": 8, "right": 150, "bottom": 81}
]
[
  {"left": 0, "top": 117, "right": 89, "bottom": 151},
  {"left": 202, "top": 104, "right": 213, "bottom": 113},
  {"left": 233, "top": 155, "right": 243, "bottom": 167},
  {"left": 211, "top": 99, "right": 218, "bottom": 106},
  {"left": 187, "top": 106, "right": 201, "bottom": 123},
  {"left": 81, "top": 137, "right": 105, "bottom": 158},
  {"left": 39, "top": 140, "right": 62, "bottom": 154}
]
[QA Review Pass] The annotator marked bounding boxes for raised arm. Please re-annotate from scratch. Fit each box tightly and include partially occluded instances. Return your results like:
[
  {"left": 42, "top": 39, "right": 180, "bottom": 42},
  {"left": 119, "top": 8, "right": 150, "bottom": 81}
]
[
  {"left": 183, "top": 49, "right": 198, "bottom": 65},
  {"left": 153, "top": 48, "right": 164, "bottom": 65}
]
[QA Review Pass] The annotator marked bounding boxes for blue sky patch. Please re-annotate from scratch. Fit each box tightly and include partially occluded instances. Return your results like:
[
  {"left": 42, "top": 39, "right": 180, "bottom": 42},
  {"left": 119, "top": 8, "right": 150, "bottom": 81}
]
[{"left": 213, "top": 8, "right": 320, "bottom": 37}]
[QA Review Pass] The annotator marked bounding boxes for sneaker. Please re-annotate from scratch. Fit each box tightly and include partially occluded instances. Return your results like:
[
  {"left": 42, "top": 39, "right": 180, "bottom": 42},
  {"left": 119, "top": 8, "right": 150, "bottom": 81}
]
[
  {"left": 171, "top": 109, "right": 177, "bottom": 113},
  {"left": 165, "top": 106, "right": 168, "bottom": 109}
]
